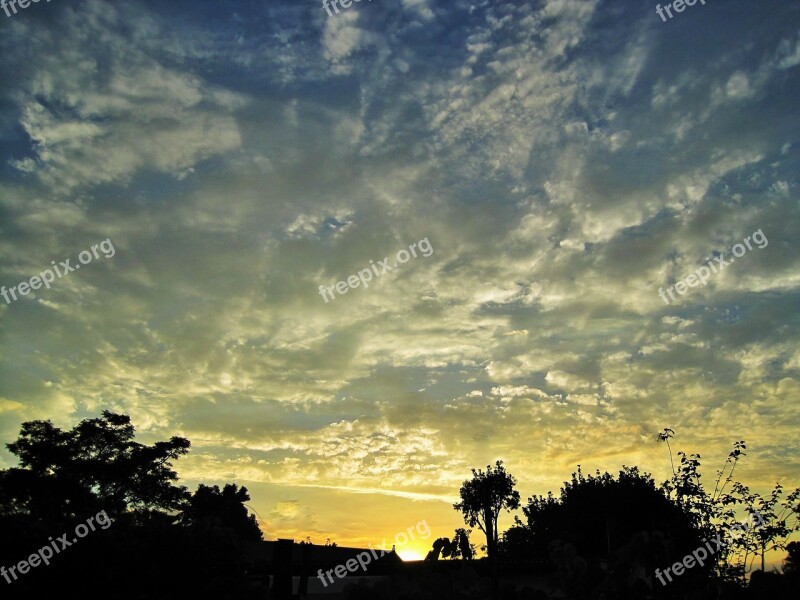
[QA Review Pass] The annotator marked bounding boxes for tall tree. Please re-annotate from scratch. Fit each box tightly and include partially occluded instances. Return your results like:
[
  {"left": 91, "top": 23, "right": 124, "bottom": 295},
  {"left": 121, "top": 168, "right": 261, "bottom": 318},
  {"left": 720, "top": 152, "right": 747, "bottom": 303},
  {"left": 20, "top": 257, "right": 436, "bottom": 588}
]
[
  {"left": 453, "top": 460, "right": 520, "bottom": 560},
  {"left": 0, "top": 411, "right": 190, "bottom": 520},
  {"left": 0, "top": 412, "right": 268, "bottom": 599}
]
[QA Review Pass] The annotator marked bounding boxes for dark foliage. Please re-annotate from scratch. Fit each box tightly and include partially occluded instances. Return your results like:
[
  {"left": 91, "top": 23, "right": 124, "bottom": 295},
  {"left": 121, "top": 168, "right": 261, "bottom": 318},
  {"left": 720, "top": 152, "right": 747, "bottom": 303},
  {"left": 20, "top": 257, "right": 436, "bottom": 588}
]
[
  {"left": 0, "top": 412, "right": 266, "bottom": 599},
  {"left": 1, "top": 411, "right": 190, "bottom": 521},
  {"left": 180, "top": 483, "right": 262, "bottom": 541},
  {"left": 454, "top": 460, "right": 520, "bottom": 561},
  {"left": 519, "top": 465, "right": 700, "bottom": 561}
]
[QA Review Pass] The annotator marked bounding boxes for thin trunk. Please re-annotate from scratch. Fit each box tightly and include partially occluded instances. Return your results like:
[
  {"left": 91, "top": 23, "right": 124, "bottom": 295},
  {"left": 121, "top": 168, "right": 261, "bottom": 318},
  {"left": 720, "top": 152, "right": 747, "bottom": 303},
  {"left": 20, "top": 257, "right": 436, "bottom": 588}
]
[{"left": 484, "top": 504, "right": 498, "bottom": 600}]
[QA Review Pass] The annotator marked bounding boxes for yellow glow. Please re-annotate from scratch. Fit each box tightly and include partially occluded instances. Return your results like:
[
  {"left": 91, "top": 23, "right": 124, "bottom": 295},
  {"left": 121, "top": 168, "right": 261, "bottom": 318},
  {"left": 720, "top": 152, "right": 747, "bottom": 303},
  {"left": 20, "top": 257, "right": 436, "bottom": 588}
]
[{"left": 397, "top": 549, "right": 424, "bottom": 561}]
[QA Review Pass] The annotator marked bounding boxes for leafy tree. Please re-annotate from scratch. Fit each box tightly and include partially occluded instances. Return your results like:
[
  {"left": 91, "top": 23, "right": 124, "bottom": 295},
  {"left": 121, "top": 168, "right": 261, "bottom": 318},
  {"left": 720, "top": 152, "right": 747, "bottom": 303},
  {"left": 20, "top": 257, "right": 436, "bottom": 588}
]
[
  {"left": 424, "top": 529, "right": 476, "bottom": 561},
  {"left": 657, "top": 429, "right": 800, "bottom": 583},
  {"left": 0, "top": 411, "right": 190, "bottom": 521},
  {"left": 656, "top": 428, "right": 746, "bottom": 530},
  {"left": 453, "top": 460, "right": 520, "bottom": 561},
  {"left": 424, "top": 537, "right": 454, "bottom": 561},
  {"left": 180, "top": 483, "right": 263, "bottom": 541},
  {"left": 728, "top": 481, "right": 800, "bottom": 575},
  {"left": 0, "top": 412, "right": 267, "bottom": 599},
  {"left": 520, "top": 465, "right": 698, "bottom": 561},
  {"left": 784, "top": 541, "right": 800, "bottom": 576},
  {"left": 451, "top": 527, "right": 476, "bottom": 560},
  {"left": 516, "top": 465, "right": 701, "bottom": 598},
  {"left": 497, "top": 523, "right": 538, "bottom": 560}
]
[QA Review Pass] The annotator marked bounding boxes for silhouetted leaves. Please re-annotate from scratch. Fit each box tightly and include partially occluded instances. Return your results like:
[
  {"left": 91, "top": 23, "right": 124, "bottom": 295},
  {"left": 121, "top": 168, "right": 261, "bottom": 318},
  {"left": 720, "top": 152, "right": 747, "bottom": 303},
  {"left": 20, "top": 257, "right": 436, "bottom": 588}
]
[
  {"left": 1, "top": 410, "right": 190, "bottom": 520},
  {"left": 454, "top": 460, "right": 520, "bottom": 561},
  {"left": 0, "top": 412, "right": 265, "bottom": 599},
  {"left": 181, "top": 483, "right": 262, "bottom": 541}
]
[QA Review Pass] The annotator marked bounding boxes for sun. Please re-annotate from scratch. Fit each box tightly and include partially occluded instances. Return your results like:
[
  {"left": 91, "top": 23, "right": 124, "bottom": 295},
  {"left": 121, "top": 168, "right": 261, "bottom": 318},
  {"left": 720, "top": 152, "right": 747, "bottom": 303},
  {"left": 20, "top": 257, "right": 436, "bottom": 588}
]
[{"left": 397, "top": 549, "right": 425, "bottom": 561}]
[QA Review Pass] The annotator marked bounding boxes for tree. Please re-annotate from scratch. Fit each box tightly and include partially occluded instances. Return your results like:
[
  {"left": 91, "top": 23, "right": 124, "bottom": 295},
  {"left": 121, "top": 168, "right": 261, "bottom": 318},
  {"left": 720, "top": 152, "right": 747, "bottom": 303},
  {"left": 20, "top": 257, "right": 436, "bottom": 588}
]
[
  {"left": 180, "top": 483, "right": 262, "bottom": 541},
  {"left": 453, "top": 460, "right": 520, "bottom": 561},
  {"left": 0, "top": 412, "right": 268, "bottom": 599},
  {"left": 520, "top": 465, "right": 698, "bottom": 561},
  {"left": 497, "top": 523, "right": 538, "bottom": 560},
  {"left": 657, "top": 429, "right": 800, "bottom": 583},
  {"left": 727, "top": 480, "right": 800, "bottom": 576},
  {"left": 425, "top": 537, "right": 454, "bottom": 561},
  {"left": 452, "top": 527, "right": 476, "bottom": 560},
  {"left": 517, "top": 465, "right": 701, "bottom": 598},
  {"left": 784, "top": 541, "right": 800, "bottom": 576},
  {"left": 657, "top": 428, "right": 747, "bottom": 528},
  {"left": 424, "top": 529, "right": 476, "bottom": 561},
  {"left": 0, "top": 411, "right": 190, "bottom": 521}
]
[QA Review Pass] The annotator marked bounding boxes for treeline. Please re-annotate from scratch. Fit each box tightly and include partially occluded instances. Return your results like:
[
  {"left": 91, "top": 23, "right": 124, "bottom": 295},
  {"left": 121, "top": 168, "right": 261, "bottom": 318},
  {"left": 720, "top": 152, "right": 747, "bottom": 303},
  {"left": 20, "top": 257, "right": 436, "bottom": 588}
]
[
  {"left": 418, "top": 432, "right": 800, "bottom": 600},
  {"left": 0, "top": 411, "right": 265, "bottom": 599},
  {"left": 2, "top": 412, "right": 798, "bottom": 600}
]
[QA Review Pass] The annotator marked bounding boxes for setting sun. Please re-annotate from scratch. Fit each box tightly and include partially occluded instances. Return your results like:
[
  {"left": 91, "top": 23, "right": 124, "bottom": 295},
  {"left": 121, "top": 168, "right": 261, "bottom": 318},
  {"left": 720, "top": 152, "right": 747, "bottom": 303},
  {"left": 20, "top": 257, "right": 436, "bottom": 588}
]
[
  {"left": 1, "top": 0, "right": 798, "bottom": 598},
  {"left": 397, "top": 549, "right": 425, "bottom": 562}
]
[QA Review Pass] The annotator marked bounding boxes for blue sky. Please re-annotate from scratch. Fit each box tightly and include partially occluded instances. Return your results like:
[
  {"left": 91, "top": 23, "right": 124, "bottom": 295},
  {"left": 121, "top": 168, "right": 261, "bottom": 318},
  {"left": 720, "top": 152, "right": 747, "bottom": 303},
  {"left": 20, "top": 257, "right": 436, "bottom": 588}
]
[{"left": 1, "top": 0, "right": 799, "bottom": 560}]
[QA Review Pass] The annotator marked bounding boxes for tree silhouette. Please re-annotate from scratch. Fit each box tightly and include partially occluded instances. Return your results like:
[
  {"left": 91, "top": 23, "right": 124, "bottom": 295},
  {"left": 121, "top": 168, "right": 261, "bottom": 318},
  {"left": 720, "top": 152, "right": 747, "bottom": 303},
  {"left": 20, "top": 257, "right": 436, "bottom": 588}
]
[
  {"left": 180, "top": 483, "right": 263, "bottom": 541},
  {"left": 0, "top": 412, "right": 267, "bottom": 599},
  {"left": 424, "top": 537, "right": 453, "bottom": 561},
  {"left": 454, "top": 460, "right": 519, "bottom": 561},
  {"left": 425, "top": 527, "right": 475, "bottom": 561},
  {"left": 785, "top": 541, "right": 800, "bottom": 576},
  {"left": 425, "top": 529, "right": 475, "bottom": 561},
  {"left": 498, "top": 522, "right": 538, "bottom": 560},
  {"left": 521, "top": 465, "right": 698, "bottom": 561},
  {"left": 0, "top": 411, "right": 190, "bottom": 521},
  {"left": 517, "top": 465, "right": 702, "bottom": 598},
  {"left": 452, "top": 527, "right": 476, "bottom": 560},
  {"left": 658, "top": 430, "right": 800, "bottom": 583},
  {"left": 727, "top": 481, "right": 800, "bottom": 577}
]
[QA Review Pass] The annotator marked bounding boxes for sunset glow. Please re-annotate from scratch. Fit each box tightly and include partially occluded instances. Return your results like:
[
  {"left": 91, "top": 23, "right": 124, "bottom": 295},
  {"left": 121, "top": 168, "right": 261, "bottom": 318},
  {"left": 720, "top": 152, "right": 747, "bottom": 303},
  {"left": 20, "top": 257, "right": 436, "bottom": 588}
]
[{"left": 1, "top": 0, "right": 799, "bottom": 595}]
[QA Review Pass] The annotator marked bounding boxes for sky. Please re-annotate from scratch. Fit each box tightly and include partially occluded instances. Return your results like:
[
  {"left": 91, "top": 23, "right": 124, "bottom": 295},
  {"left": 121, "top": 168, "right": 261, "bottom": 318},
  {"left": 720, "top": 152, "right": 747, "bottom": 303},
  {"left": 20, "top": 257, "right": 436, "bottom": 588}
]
[{"left": 0, "top": 0, "right": 799, "bottom": 564}]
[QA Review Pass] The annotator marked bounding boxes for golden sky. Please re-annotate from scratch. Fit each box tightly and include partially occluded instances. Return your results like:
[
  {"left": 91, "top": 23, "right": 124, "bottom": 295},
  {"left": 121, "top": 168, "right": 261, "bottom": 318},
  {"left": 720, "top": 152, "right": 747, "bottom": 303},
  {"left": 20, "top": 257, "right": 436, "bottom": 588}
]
[{"left": 1, "top": 0, "right": 799, "bottom": 568}]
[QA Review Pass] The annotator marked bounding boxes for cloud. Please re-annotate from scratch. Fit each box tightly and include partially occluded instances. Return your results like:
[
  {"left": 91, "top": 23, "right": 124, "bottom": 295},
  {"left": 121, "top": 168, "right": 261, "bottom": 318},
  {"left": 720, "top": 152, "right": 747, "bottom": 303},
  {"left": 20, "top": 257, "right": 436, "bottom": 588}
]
[
  {"left": 0, "top": 0, "right": 798, "bottom": 562},
  {"left": 4, "top": 0, "right": 246, "bottom": 192}
]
